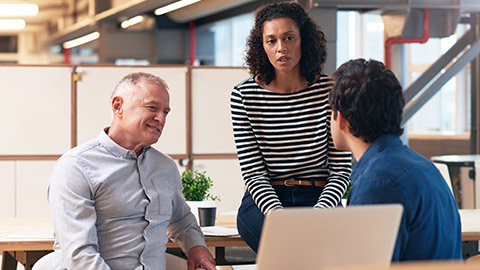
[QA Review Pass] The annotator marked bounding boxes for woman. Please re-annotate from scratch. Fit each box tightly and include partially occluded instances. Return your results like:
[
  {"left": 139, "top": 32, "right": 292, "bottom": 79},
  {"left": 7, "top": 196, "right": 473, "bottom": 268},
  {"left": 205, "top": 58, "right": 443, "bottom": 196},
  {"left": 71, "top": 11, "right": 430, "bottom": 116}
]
[{"left": 230, "top": 2, "right": 352, "bottom": 252}]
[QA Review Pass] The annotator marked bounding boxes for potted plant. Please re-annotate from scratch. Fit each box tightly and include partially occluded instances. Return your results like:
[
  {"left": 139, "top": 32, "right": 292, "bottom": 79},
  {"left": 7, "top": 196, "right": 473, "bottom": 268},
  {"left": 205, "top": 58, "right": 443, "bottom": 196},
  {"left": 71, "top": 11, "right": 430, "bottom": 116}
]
[
  {"left": 181, "top": 170, "right": 219, "bottom": 202},
  {"left": 181, "top": 170, "right": 220, "bottom": 226}
]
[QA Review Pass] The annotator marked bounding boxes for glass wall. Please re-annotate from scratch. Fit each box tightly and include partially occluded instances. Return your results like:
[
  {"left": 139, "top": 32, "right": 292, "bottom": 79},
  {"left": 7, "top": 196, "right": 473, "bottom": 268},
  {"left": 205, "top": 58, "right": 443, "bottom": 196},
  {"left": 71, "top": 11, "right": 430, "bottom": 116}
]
[
  {"left": 336, "top": 11, "right": 470, "bottom": 136},
  {"left": 407, "top": 27, "right": 470, "bottom": 135},
  {"left": 196, "top": 13, "right": 253, "bottom": 67}
]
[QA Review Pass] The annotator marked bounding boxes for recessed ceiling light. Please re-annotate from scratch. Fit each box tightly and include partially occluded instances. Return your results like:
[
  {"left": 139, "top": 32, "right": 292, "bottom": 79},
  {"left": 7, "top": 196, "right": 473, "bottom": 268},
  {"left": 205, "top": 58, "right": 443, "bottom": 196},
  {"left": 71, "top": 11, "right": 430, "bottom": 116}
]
[
  {"left": 0, "top": 19, "right": 26, "bottom": 30},
  {"left": 63, "top": 32, "right": 100, "bottom": 49},
  {"left": 154, "top": 0, "right": 201, "bottom": 16},
  {"left": 121, "top": 15, "right": 144, "bottom": 29},
  {"left": 0, "top": 4, "right": 39, "bottom": 16}
]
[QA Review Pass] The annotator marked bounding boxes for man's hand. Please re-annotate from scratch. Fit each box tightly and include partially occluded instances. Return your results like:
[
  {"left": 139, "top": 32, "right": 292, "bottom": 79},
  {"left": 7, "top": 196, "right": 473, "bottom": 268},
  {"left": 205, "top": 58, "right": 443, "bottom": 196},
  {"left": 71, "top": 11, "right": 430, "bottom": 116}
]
[{"left": 187, "top": 245, "right": 216, "bottom": 270}]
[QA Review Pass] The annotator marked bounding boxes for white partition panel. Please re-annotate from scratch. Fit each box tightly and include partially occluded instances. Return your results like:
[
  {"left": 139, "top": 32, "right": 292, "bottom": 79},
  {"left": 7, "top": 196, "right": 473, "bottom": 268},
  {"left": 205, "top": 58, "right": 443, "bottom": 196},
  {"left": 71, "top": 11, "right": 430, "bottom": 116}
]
[
  {"left": 76, "top": 66, "right": 187, "bottom": 154},
  {"left": 191, "top": 67, "right": 250, "bottom": 154},
  {"left": 0, "top": 66, "right": 72, "bottom": 155},
  {"left": 16, "top": 161, "right": 56, "bottom": 218},
  {"left": 0, "top": 161, "right": 15, "bottom": 218},
  {"left": 193, "top": 159, "right": 244, "bottom": 215}
]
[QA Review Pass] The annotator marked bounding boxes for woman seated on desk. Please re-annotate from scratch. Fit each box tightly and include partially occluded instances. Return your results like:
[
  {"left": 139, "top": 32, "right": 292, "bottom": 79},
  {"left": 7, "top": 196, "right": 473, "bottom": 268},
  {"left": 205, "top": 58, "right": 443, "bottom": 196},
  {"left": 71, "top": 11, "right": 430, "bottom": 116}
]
[{"left": 230, "top": 1, "right": 352, "bottom": 252}]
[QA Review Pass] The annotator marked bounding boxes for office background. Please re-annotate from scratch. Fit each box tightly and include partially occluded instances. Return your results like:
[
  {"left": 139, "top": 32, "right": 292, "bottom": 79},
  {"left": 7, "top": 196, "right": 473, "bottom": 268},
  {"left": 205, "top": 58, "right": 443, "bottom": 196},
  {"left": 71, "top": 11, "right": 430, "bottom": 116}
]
[{"left": 1, "top": 0, "right": 480, "bottom": 218}]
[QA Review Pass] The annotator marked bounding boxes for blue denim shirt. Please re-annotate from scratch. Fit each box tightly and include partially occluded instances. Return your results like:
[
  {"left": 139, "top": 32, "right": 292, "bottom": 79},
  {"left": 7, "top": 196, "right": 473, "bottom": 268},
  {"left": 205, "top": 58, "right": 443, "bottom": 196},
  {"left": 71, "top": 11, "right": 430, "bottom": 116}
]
[{"left": 347, "top": 134, "right": 462, "bottom": 261}]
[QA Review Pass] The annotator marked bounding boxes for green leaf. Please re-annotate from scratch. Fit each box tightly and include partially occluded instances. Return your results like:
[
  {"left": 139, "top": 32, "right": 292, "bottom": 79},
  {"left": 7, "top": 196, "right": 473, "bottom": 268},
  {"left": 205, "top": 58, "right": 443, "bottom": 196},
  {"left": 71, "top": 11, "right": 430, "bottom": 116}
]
[{"left": 181, "top": 170, "right": 220, "bottom": 201}]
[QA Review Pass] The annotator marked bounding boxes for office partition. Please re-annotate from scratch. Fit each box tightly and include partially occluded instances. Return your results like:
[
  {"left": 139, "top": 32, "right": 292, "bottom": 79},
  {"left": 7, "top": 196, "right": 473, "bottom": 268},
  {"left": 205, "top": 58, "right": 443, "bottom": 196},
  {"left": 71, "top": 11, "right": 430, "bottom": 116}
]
[
  {"left": 76, "top": 66, "right": 188, "bottom": 155},
  {"left": 0, "top": 64, "right": 248, "bottom": 218},
  {"left": 0, "top": 65, "right": 72, "bottom": 155}
]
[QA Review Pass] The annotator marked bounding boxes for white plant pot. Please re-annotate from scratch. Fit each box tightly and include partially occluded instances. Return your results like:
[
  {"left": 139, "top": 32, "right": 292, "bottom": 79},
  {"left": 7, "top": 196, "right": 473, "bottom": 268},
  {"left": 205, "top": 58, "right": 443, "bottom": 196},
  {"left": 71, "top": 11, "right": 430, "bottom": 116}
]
[{"left": 186, "top": 200, "right": 217, "bottom": 225}]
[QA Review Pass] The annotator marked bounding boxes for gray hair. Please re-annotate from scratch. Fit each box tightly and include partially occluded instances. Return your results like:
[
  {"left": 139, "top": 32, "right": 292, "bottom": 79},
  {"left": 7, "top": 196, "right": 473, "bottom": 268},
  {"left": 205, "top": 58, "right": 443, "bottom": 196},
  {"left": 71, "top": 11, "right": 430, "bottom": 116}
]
[{"left": 111, "top": 72, "right": 169, "bottom": 98}]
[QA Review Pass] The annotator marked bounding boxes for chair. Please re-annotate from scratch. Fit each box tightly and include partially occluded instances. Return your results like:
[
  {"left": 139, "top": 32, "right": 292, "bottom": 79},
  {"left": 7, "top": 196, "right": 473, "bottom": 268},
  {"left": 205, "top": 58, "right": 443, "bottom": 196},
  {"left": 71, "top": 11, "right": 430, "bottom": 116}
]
[
  {"left": 433, "top": 162, "right": 454, "bottom": 195},
  {"left": 33, "top": 252, "right": 189, "bottom": 270},
  {"left": 165, "top": 252, "right": 188, "bottom": 269},
  {"left": 32, "top": 252, "right": 55, "bottom": 270},
  {"left": 466, "top": 254, "right": 480, "bottom": 264}
]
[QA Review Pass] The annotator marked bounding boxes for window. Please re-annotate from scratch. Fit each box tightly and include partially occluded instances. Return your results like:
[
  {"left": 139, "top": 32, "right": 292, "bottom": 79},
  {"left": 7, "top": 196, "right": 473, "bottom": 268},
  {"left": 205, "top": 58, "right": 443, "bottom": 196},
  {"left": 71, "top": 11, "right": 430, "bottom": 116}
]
[
  {"left": 336, "top": 11, "right": 470, "bottom": 136},
  {"left": 407, "top": 26, "right": 470, "bottom": 135},
  {"left": 196, "top": 13, "right": 253, "bottom": 66},
  {"left": 336, "top": 11, "right": 384, "bottom": 67}
]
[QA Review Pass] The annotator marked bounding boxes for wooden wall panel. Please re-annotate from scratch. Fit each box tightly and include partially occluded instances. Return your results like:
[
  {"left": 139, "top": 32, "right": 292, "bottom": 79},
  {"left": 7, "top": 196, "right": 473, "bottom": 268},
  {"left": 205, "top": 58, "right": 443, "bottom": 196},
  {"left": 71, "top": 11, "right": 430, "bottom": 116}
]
[
  {"left": 193, "top": 159, "right": 245, "bottom": 215},
  {"left": 0, "top": 161, "right": 15, "bottom": 218},
  {"left": 16, "top": 161, "right": 55, "bottom": 218},
  {"left": 409, "top": 136, "right": 470, "bottom": 160},
  {"left": 76, "top": 66, "right": 187, "bottom": 155},
  {"left": 191, "top": 67, "right": 250, "bottom": 154},
  {"left": 0, "top": 66, "right": 71, "bottom": 155}
]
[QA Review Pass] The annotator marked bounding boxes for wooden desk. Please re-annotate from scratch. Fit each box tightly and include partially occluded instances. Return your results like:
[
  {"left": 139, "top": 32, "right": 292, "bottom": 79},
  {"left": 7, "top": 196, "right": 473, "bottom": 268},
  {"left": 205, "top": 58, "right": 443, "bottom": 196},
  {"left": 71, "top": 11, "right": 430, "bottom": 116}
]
[
  {"left": 4, "top": 210, "right": 479, "bottom": 269},
  {"left": 0, "top": 218, "right": 53, "bottom": 270},
  {"left": 0, "top": 215, "right": 247, "bottom": 270}
]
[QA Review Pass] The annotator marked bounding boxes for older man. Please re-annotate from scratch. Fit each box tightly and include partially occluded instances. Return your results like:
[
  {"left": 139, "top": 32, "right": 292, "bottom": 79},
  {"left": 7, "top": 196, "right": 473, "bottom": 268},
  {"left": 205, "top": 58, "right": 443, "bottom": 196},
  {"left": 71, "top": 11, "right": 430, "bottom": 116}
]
[{"left": 48, "top": 72, "right": 215, "bottom": 270}]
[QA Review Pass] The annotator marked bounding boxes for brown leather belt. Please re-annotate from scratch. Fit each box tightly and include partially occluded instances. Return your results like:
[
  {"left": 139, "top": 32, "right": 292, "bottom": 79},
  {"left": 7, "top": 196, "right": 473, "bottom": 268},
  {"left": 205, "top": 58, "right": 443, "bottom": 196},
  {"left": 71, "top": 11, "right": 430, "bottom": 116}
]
[{"left": 270, "top": 179, "right": 326, "bottom": 187}]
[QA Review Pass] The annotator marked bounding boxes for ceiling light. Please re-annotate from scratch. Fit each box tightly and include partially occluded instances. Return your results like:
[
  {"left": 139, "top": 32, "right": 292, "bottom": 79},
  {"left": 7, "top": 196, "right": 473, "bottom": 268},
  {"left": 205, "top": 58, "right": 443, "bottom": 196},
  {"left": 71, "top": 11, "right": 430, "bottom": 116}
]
[
  {"left": 154, "top": 0, "right": 201, "bottom": 16},
  {"left": 121, "top": 15, "right": 144, "bottom": 29},
  {"left": 0, "top": 4, "right": 39, "bottom": 16},
  {"left": 0, "top": 19, "right": 26, "bottom": 30},
  {"left": 63, "top": 32, "right": 100, "bottom": 49}
]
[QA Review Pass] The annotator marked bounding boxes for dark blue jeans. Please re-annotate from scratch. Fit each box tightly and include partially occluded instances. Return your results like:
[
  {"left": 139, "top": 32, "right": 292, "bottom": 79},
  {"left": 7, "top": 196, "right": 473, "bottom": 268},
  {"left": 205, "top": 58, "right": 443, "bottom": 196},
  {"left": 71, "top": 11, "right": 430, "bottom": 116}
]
[{"left": 236, "top": 185, "right": 323, "bottom": 253}]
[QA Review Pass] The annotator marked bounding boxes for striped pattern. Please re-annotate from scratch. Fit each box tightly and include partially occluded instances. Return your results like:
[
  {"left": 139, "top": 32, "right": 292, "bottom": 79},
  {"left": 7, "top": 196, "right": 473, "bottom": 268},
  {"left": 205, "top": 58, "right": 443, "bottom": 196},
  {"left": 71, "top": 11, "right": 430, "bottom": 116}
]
[{"left": 231, "top": 75, "right": 352, "bottom": 214}]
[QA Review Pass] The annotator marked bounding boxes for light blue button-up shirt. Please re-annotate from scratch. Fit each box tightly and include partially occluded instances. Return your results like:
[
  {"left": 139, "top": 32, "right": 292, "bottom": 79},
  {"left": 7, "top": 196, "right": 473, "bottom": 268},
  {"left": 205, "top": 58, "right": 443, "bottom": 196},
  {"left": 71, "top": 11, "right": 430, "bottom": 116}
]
[{"left": 48, "top": 129, "right": 206, "bottom": 270}]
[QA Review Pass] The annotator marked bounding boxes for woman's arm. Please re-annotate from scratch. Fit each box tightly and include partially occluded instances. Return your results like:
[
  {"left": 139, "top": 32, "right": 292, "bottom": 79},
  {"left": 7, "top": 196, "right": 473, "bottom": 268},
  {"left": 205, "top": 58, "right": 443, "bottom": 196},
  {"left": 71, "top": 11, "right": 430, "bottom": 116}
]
[
  {"left": 231, "top": 85, "right": 283, "bottom": 214},
  {"left": 314, "top": 83, "right": 352, "bottom": 208}
]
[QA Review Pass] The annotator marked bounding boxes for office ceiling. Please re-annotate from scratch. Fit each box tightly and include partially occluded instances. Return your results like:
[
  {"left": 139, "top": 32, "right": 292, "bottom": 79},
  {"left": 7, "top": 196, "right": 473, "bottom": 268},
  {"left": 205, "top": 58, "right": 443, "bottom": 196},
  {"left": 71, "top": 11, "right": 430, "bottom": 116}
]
[
  {"left": 0, "top": 0, "right": 260, "bottom": 44},
  {"left": 1, "top": 0, "right": 480, "bottom": 49}
]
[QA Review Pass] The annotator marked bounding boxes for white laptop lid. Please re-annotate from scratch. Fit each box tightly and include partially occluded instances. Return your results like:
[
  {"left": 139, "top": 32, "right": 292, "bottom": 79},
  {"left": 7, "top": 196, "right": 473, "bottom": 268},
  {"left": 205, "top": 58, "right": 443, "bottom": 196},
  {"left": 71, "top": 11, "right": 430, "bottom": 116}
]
[{"left": 256, "top": 204, "right": 403, "bottom": 270}]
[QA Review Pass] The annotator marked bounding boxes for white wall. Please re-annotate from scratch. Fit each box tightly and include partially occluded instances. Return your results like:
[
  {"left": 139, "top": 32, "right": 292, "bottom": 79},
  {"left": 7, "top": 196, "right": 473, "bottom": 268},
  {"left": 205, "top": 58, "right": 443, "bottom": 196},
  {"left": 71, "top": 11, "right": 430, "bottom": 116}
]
[
  {"left": 0, "top": 65, "right": 249, "bottom": 218},
  {"left": 76, "top": 66, "right": 187, "bottom": 155},
  {"left": 0, "top": 66, "right": 72, "bottom": 155},
  {"left": 0, "top": 161, "right": 15, "bottom": 218}
]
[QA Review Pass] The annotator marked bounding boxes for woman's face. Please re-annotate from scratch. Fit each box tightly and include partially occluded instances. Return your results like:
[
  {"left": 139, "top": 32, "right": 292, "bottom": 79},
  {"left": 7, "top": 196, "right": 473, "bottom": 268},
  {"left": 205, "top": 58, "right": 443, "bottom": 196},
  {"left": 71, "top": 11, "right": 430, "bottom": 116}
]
[{"left": 262, "top": 17, "right": 302, "bottom": 74}]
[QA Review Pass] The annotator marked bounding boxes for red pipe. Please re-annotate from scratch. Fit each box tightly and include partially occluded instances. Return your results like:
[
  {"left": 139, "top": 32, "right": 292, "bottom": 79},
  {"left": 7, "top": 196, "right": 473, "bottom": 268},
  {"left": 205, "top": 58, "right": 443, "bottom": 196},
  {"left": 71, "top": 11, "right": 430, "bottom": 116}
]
[
  {"left": 189, "top": 20, "right": 196, "bottom": 66},
  {"left": 384, "top": 8, "right": 430, "bottom": 68},
  {"left": 63, "top": 48, "right": 71, "bottom": 64}
]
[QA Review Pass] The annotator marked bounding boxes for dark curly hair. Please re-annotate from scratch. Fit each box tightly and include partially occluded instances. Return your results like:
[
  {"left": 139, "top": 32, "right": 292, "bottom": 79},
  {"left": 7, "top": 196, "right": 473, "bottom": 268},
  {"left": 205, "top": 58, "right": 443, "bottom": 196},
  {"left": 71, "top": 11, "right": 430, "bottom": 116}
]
[
  {"left": 245, "top": 1, "right": 327, "bottom": 85},
  {"left": 330, "top": 59, "right": 405, "bottom": 143}
]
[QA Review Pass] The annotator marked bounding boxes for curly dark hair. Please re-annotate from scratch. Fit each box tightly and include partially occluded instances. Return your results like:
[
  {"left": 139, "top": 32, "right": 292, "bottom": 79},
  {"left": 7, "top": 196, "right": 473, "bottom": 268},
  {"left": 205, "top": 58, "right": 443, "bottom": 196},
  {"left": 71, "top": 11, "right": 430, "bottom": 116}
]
[
  {"left": 330, "top": 59, "right": 405, "bottom": 143},
  {"left": 245, "top": 1, "right": 327, "bottom": 85}
]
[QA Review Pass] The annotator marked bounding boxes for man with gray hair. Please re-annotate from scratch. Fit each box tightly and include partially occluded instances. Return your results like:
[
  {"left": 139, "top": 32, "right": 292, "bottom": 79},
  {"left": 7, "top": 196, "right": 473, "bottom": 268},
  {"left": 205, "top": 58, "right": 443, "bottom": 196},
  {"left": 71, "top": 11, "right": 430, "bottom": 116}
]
[{"left": 48, "top": 72, "right": 215, "bottom": 269}]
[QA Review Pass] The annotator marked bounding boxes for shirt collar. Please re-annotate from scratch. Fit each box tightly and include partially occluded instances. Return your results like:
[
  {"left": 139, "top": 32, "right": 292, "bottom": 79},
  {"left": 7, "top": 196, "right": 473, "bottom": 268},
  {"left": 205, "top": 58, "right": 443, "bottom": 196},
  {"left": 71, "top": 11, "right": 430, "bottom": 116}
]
[
  {"left": 98, "top": 127, "right": 151, "bottom": 159},
  {"left": 351, "top": 134, "right": 403, "bottom": 181}
]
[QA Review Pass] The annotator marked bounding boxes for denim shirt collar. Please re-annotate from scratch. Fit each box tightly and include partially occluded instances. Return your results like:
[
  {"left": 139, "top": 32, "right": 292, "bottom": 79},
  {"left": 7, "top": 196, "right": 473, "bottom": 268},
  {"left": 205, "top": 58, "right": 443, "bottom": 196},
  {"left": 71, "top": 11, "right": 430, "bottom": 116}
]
[
  {"left": 351, "top": 134, "right": 403, "bottom": 182},
  {"left": 98, "top": 127, "right": 151, "bottom": 159}
]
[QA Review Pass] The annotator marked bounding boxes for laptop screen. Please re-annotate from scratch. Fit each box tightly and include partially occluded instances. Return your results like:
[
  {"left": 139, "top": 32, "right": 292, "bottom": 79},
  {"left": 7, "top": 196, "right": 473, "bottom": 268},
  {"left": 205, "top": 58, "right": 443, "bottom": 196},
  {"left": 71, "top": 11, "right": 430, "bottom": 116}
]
[{"left": 256, "top": 204, "right": 403, "bottom": 270}]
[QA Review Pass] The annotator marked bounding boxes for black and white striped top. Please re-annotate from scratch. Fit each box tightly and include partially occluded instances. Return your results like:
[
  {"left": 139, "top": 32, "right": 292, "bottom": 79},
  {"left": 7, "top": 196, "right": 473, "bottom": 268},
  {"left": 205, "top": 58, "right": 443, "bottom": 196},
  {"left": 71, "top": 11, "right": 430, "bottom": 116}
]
[{"left": 231, "top": 75, "right": 352, "bottom": 214}]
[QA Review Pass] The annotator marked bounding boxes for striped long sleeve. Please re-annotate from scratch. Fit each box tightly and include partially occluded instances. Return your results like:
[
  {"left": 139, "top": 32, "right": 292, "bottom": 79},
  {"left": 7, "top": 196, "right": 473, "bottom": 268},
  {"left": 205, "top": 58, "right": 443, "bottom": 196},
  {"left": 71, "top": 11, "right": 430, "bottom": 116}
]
[{"left": 230, "top": 75, "right": 352, "bottom": 214}]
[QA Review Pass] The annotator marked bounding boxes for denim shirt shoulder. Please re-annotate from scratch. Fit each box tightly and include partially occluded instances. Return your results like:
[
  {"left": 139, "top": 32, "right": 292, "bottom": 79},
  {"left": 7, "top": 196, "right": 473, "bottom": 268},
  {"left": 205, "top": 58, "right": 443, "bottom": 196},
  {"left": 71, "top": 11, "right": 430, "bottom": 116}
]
[{"left": 348, "top": 134, "right": 431, "bottom": 205}]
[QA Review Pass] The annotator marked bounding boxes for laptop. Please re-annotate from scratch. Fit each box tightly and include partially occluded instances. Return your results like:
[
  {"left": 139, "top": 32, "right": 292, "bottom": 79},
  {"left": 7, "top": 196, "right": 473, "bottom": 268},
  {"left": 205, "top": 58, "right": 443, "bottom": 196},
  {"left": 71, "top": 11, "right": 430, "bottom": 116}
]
[{"left": 256, "top": 204, "right": 403, "bottom": 270}]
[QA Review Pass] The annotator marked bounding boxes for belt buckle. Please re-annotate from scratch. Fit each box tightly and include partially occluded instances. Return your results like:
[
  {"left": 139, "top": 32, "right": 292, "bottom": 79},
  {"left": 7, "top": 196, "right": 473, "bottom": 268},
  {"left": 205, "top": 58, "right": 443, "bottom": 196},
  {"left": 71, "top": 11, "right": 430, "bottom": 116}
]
[{"left": 284, "top": 179, "right": 295, "bottom": 187}]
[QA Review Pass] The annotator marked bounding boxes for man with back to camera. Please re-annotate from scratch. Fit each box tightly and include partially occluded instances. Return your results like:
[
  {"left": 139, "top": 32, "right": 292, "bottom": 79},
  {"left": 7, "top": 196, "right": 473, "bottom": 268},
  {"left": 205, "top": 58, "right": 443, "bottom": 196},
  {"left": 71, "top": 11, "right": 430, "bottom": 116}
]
[
  {"left": 47, "top": 72, "right": 216, "bottom": 270},
  {"left": 329, "top": 58, "right": 462, "bottom": 261}
]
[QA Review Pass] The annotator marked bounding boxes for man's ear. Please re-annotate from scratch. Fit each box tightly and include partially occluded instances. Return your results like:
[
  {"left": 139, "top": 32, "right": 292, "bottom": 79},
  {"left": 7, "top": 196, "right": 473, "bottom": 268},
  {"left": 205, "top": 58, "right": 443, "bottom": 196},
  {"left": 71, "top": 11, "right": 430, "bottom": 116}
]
[
  {"left": 336, "top": 111, "right": 349, "bottom": 131},
  {"left": 112, "top": 96, "right": 123, "bottom": 116}
]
